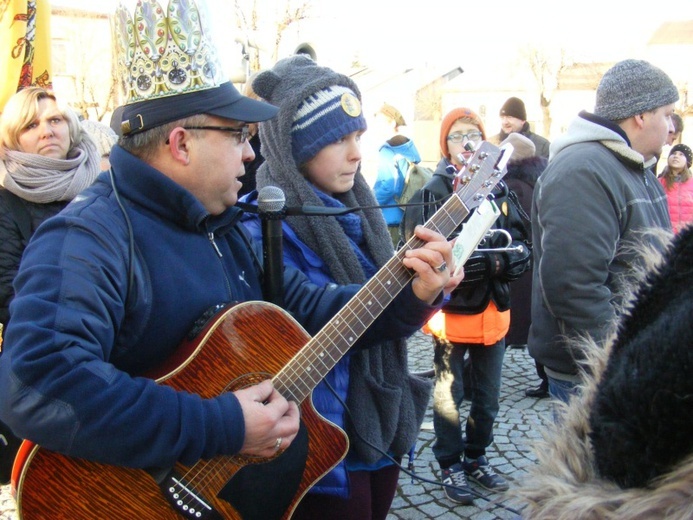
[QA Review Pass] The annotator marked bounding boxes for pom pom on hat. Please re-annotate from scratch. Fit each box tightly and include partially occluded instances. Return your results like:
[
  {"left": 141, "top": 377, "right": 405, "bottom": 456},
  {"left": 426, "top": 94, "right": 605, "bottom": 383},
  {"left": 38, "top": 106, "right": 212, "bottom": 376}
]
[
  {"left": 291, "top": 85, "right": 367, "bottom": 165},
  {"left": 499, "top": 97, "right": 527, "bottom": 121},
  {"left": 80, "top": 119, "right": 117, "bottom": 158},
  {"left": 500, "top": 133, "right": 536, "bottom": 163},
  {"left": 594, "top": 59, "right": 679, "bottom": 121},
  {"left": 439, "top": 107, "right": 486, "bottom": 159},
  {"left": 670, "top": 143, "right": 692, "bottom": 167}
]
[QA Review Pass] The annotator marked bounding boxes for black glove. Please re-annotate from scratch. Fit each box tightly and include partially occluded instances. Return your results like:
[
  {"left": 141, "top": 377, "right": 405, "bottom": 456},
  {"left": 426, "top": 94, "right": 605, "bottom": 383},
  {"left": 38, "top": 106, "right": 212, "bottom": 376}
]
[{"left": 458, "top": 252, "right": 505, "bottom": 286}]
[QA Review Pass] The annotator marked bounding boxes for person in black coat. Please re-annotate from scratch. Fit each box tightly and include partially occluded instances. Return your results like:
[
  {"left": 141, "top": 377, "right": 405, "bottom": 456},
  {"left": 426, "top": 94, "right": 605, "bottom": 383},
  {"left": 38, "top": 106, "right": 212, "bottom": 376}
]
[{"left": 499, "top": 133, "right": 549, "bottom": 398}]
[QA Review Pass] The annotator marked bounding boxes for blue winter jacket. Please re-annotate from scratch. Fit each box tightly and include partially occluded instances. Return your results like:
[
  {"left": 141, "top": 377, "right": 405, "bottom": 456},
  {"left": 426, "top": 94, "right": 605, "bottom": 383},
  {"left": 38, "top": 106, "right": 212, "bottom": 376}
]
[
  {"left": 0, "top": 145, "right": 438, "bottom": 471},
  {"left": 372, "top": 138, "right": 421, "bottom": 226},
  {"left": 241, "top": 193, "right": 352, "bottom": 497}
]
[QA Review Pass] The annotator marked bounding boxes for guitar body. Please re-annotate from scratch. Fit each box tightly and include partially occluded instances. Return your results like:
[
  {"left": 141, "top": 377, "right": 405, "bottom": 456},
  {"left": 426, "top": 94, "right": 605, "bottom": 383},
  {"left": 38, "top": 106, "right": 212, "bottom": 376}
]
[{"left": 13, "top": 301, "right": 349, "bottom": 520}]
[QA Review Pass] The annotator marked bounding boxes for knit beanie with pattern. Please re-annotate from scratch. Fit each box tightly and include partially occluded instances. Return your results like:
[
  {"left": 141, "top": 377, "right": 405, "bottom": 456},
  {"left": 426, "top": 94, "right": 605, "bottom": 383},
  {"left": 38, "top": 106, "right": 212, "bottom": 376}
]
[
  {"left": 670, "top": 143, "right": 692, "bottom": 167},
  {"left": 594, "top": 59, "right": 679, "bottom": 121},
  {"left": 291, "top": 85, "right": 366, "bottom": 165},
  {"left": 439, "top": 107, "right": 486, "bottom": 159},
  {"left": 499, "top": 97, "right": 527, "bottom": 121},
  {"left": 253, "top": 56, "right": 366, "bottom": 166}
]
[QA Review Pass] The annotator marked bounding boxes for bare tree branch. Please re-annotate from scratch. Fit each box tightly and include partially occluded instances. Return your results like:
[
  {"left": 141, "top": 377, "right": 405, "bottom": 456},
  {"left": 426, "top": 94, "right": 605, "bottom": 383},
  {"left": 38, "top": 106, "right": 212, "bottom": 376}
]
[{"left": 522, "top": 45, "right": 573, "bottom": 137}]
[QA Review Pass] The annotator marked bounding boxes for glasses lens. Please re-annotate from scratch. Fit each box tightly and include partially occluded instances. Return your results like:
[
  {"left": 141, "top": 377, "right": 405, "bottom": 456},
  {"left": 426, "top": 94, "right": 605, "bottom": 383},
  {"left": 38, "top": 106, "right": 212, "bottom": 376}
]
[{"left": 448, "top": 131, "right": 482, "bottom": 143}]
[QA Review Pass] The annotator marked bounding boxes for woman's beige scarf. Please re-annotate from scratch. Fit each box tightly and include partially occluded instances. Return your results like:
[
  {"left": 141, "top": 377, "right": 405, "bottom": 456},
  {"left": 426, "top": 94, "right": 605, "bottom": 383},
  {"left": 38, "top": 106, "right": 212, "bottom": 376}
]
[{"left": 0, "top": 134, "right": 101, "bottom": 204}]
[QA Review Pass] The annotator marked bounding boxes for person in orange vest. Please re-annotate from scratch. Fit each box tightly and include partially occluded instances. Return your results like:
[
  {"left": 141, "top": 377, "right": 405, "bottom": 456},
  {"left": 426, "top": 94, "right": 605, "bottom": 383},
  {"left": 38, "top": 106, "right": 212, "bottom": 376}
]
[{"left": 403, "top": 107, "right": 531, "bottom": 504}]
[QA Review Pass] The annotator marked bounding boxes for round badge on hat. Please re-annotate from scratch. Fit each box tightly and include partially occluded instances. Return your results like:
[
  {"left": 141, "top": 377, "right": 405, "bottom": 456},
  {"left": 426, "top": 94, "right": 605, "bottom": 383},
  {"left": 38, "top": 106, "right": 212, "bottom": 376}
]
[{"left": 341, "top": 92, "right": 362, "bottom": 117}]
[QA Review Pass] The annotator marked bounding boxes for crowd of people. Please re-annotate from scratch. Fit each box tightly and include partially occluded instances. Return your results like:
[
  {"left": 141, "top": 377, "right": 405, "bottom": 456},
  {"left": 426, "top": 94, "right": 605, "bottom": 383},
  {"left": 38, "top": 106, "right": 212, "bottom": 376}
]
[{"left": 0, "top": 2, "right": 690, "bottom": 518}]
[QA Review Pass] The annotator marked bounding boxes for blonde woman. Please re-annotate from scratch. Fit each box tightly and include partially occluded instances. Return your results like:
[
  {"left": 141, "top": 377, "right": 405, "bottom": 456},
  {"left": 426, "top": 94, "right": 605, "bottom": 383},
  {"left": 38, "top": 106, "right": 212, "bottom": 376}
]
[
  {"left": 0, "top": 86, "right": 100, "bottom": 484},
  {"left": 0, "top": 87, "right": 100, "bottom": 329}
]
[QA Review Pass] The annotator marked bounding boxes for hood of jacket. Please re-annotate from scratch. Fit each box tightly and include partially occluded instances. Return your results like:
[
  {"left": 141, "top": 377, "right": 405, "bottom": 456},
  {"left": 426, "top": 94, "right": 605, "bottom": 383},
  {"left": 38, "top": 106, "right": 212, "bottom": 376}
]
[
  {"left": 550, "top": 111, "right": 656, "bottom": 170},
  {"left": 378, "top": 136, "right": 422, "bottom": 164}
]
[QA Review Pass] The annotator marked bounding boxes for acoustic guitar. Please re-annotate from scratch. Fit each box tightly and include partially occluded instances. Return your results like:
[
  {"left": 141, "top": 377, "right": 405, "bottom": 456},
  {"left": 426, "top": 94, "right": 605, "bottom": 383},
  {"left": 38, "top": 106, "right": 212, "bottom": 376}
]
[{"left": 11, "top": 141, "right": 510, "bottom": 519}]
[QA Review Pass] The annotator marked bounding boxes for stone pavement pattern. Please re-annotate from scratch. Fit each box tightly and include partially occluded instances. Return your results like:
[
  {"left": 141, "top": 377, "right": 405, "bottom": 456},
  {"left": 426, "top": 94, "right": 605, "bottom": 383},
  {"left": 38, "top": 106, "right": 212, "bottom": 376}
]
[{"left": 0, "top": 331, "right": 551, "bottom": 519}]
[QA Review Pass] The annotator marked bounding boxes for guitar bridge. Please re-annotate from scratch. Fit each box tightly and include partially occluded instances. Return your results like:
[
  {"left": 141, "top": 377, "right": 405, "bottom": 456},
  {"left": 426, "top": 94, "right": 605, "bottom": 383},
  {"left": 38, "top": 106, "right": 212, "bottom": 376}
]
[{"left": 158, "top": 470, "right": 223, "bottom": 519}]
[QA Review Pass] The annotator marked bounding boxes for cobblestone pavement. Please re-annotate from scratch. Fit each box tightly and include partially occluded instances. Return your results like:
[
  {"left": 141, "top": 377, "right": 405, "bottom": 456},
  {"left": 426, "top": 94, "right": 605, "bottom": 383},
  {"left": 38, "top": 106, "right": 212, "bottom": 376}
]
[
  {"left": 0, "top": 331, "right": 551, "bottom": 519},
  {"left": 386, "top": 331, "right": 551, "bottom": 520}
]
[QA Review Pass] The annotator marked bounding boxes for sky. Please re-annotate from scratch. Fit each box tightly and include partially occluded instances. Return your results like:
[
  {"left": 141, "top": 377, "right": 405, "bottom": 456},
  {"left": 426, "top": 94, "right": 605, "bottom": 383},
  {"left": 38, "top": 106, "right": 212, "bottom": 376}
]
[{"left": 52, "top": 0, "right": 693, "bottom": 81}]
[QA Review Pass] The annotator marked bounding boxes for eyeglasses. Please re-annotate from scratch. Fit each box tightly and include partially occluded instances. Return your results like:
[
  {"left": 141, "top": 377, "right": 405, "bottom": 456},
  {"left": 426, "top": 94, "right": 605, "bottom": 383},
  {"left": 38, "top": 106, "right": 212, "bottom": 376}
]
[
  {"left": 182, "top": 125, "right": 250, "bottom": 144},
  {"left": 447, "top": 131, "right": 483, "bottom": 144}
]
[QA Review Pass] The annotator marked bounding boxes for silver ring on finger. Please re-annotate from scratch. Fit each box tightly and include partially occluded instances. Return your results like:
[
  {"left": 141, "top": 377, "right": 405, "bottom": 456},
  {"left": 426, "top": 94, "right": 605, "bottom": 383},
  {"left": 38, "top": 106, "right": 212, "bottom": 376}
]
[
  {"left": 435, "top": 261, "right": 448, "bottom": 273},
  {"left": 274, "top": 437, "right": 283, "bottom": 451}
]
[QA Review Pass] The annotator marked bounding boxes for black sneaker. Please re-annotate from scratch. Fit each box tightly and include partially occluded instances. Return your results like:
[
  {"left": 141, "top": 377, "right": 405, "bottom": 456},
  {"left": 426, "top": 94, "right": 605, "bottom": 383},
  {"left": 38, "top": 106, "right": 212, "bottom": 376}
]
[
  {"left": 441, "top": 462, "right": 474, "bottom": 505},
  {"left": 462, "top": 455, "right": 509, "bottom": 492},
  {"left": 525, "top": 382, "right": 549, "bottom": 398}
]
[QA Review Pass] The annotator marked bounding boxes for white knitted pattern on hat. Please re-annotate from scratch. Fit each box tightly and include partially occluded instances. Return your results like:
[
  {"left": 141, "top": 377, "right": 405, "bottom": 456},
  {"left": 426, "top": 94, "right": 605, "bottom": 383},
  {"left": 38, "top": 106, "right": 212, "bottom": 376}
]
[{"left": 292, "top": 85, "right": 354, "bottom": 132}]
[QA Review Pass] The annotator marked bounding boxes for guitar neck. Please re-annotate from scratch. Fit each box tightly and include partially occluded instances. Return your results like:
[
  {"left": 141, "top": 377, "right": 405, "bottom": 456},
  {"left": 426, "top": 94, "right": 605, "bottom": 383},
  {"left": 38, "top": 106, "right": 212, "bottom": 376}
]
[{"left": 273, "top": 142, "right": 507, "bottom": 404}]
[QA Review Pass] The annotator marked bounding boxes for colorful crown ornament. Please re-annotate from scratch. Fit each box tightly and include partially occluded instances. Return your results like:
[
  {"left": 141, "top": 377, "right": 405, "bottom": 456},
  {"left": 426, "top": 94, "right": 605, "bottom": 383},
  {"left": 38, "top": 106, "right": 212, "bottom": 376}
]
[{"left": 113, "top": 0, "right": 225, "bottom": 105}]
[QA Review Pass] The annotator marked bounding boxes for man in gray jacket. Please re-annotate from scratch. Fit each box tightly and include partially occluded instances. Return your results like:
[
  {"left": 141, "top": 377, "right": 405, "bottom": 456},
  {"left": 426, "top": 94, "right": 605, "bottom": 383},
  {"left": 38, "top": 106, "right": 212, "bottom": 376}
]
[{"left": 527, "top": 59, "right": 677, "bottom": 404}]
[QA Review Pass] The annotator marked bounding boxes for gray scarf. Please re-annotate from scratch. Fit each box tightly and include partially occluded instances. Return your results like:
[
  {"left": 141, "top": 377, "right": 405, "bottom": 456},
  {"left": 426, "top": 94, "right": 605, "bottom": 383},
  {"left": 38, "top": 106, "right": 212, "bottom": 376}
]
[
  {"left": 0, "top": 133, "right": 101, "bottom": 204},
  {"left": 254, "top": 55, "right": 431, "bottom": 463}
]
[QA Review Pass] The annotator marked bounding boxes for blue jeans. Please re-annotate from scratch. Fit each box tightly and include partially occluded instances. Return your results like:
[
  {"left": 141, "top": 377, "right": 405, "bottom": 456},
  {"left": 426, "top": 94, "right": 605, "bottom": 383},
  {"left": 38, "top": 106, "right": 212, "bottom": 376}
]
[
  {"left": 547, "top": 376, "right": 579, "bottom": 404},
  {"left": 431, "top": 336, "right": 505, "bottom": 465},
  {"left": 547, "top": 376, "right": 580, "bottom": 423}
]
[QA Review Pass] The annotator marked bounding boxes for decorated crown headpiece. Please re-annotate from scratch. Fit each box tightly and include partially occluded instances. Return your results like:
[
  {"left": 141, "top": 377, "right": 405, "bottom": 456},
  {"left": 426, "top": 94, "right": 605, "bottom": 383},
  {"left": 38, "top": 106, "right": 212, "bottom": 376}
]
[{"left": 113, "top": 0, "right": 224, "bottom": 105}]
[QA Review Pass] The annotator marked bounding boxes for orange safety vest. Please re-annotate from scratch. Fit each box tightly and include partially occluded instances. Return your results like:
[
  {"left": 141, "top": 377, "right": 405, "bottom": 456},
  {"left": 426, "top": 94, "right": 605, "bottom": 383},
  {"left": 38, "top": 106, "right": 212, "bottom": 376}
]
[{"left": 423, "top": 300, "right": 510, "bottom": 346}]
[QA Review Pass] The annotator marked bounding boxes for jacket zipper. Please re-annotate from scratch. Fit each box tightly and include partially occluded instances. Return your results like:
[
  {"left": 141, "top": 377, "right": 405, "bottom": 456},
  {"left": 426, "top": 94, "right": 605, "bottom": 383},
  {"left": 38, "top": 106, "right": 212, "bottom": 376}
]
[{"left": 208, "top": 231, "right": 222, "bottom": 257}]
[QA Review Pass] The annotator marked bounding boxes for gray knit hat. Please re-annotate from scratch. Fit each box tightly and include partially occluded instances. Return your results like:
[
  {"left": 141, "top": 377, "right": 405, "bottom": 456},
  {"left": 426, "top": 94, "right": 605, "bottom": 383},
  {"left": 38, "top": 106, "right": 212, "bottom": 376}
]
[{"left": 594, "top": 59, "right": 679, "bottom": 121}]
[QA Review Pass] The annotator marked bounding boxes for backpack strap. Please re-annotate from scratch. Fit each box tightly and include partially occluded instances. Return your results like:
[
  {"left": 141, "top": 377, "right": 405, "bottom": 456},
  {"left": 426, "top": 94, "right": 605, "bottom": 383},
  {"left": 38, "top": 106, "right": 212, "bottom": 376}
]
[{"left": 0, "top": 189, "right": 32, "bottom": 242}]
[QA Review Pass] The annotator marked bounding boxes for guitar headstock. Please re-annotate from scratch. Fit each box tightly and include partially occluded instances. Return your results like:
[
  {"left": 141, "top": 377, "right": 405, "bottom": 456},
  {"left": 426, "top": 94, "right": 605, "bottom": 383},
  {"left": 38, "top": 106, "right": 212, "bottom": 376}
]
[{"left": 453, "top": 141, "right": 514, "bottom": 212}]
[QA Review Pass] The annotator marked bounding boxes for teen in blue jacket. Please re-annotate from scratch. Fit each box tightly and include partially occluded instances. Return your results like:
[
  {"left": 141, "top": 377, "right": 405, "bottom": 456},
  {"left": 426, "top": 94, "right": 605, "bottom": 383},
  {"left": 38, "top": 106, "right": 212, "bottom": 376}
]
[{"left": 239, "top": 56, "right": 454, "bottom": 520}]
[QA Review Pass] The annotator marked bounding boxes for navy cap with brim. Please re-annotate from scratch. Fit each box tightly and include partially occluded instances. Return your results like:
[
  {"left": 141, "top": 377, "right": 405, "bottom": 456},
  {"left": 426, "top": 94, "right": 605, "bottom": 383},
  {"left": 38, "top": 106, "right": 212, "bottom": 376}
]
[{"left": 120, "top": 81, "right": 278, "bottom": 136}]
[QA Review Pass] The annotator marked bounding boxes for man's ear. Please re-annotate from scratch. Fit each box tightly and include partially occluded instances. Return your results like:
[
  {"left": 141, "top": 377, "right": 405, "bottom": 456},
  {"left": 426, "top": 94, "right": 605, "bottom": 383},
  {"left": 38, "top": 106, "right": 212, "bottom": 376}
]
[
  {"left": 633, "top": 113, "right": 647, "bottom": 130},
  {"left": 166, "top": 127, "right": 191, "bottom": 165}
]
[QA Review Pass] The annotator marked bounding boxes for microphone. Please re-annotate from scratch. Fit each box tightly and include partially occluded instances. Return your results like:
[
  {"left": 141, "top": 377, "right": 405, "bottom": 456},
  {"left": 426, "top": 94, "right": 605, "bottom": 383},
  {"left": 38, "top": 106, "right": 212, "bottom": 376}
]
[{"left": 257, "top": 186, "right": 285, "bottom": 307}]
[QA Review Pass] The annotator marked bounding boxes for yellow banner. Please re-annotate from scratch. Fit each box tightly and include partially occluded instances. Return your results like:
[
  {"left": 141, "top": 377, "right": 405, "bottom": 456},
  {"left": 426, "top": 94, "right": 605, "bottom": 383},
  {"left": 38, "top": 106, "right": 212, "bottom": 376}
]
[{"left": 0, "top": 0, "right": 53, "bottom": 112}]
